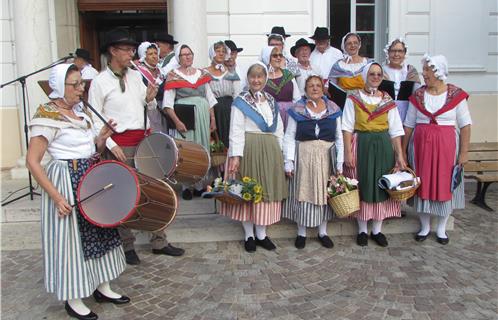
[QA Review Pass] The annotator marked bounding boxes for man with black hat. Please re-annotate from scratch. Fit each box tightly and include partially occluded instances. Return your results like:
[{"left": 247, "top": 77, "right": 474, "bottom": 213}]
[
  {"left": 153, "top": 32, "right": 178, "bottom": 69},
  {"left": 266, "top": 26, "right": 300, "bottom": 77},
  {"left": 74, "top": 48, "right": 99, "bottom": 80},
  {"left": 290, "top": 38, "right": 319, "bottom": 93},
  {"left": 224, "top": 39, "right": 245, "bottom": 89},
  {"left": 89, "top": 28, "right": 185, "bottom": 266},
  {"left": 309, "top": 27, "right": 342, "bottom": 81}
]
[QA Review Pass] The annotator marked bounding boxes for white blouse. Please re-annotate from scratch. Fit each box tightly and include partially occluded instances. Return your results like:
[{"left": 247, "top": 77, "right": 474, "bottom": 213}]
[
  {"left": 310, "top": 46, "right": 343, "bottom": 80},
  {"left": 404, "top": 91, "right": 472, "bottom": 128},
  {"left": 228, "top": 100, "right": 284, "bottom": 158},
  {"left": 283, "top": 106, "right": 344, "bottom": 173},
  {"left": 88, "top": 67, "right": 157, "bottom": 150},
  {"left": 342, "top": 91, "right": 405, "bottom": 138},
  {"left": 162, "top": 69, "right": 218, "bottom": 109},
  {"left": 30, "top": 108, "right": 97, "bottom": 159},
  {"left": 295, "top": 64, "right": 319, "bottom": 96}
]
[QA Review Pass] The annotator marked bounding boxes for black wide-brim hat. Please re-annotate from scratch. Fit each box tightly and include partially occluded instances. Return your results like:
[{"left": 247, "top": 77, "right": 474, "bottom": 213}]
[
  {"left": 224, "top": 40, "right": 243, "bottom": 52},
  {"left": 310, "top": 27, "right": 333, "bottom": 40},
  {"left": 267, "top": 26, "right": 291, "bottom": 38},
  {"left": 153, "top": 32, "right": 178, "bottom": 45},
  {"left": 75, "top": 48, "right": 93, "bottom": 61},
  {"left": 100, "top": 28, "right": 138, "bottom": 53},
  {"left": 290, "top": 38, "right": 316, "bottom": 57}
]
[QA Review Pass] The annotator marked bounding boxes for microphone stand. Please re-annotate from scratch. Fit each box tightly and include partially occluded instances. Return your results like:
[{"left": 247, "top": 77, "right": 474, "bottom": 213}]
[{"left": 1, "top": 55, "right": 73, "bottom": 206}]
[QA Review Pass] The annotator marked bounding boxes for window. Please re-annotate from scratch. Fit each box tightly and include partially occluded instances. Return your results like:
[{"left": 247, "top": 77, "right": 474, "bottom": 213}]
[{"left": 330, "top": 0, "right": 387, "bottom": 60}]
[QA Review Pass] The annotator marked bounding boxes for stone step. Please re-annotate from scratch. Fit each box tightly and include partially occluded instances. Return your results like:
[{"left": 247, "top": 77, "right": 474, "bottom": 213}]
[{"left": 1, "top": 209, "right": 453, "bottom": 250}]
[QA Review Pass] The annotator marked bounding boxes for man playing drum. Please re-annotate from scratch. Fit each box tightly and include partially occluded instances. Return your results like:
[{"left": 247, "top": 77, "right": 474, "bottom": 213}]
[{"left": 89, "top": 28, "right": 185, "bottom": 265}]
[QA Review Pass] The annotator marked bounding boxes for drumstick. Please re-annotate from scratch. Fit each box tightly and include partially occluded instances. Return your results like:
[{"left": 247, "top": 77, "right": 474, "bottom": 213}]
[
  {"left": 80, "top": 99, "right": 118, "bottom": 134},
  {"left": 72, "top": 183, "right": 114, "bottom": 207}
]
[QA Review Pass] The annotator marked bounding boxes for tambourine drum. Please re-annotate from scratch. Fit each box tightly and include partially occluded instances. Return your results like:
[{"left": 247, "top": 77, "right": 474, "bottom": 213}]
[
  {"left": 134, "top": 132, "right": 210, "bottom": 186},
  {"left": 77, "top": 160, "right": 178, "bottom": 232}
]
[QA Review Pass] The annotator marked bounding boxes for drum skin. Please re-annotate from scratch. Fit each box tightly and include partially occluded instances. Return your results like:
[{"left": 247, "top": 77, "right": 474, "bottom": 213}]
[
  {"left": 77, "top": 160, "right": 177, "bottom": 232},
  {"left": 135, "top": 132, "right": 210, "bottom": 186}
]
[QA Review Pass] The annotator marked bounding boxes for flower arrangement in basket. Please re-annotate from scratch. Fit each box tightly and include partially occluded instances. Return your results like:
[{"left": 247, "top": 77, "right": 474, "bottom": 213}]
[
  {"left": 203, "top": 177, "right": 263, "bottom": 205},
  {"left": 210, "top": 132, "right": 227, "bottom": 167},
  {"left": 327, "top": 175, "right": 360, "bottom": 218}
]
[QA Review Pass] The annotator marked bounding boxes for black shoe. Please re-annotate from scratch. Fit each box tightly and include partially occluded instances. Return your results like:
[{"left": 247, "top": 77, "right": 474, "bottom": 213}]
[
  {"left": 356, "top": 232, "right": 368, "bottom": 246},
  {"left": 371, "top": 232, "right": 388, "bottom": 247},
  {"left": 415, "top": 232, "right": 429, "bottom": 242},
  {"left": 193, "top": 189, "right": 205, "bottom": 197},
  {"left": 244, "top": 237, "right": 256, "bottom": 252},
  {"left": 182, "top": 189, "right": 193, "bottom": 200},
  {"left": 152, "top": 244, "right": 185, "bottom": 256},
  {"left": 436, "top": 233, "right": 450, "bottom": 245},
  {"left": 65, "top": 301, "right": 98, "bottom": 320},
  {"left": 255, "top": 237, "right": 276, "bottom": 251},
  {"left": 295, "top": 236, "right": 306, "bottom": 249},
  {"left": 93, "top": 290, "right": 130, "bottom": 305},
  {"left": 124, "top": 250, "right": 140, "bottom": 265},
  {"left": 318, "top": 235, "right": 334, "bottom": 248}
]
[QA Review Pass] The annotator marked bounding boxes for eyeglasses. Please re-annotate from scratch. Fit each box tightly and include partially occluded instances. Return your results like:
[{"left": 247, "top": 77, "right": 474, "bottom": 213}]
[
  {"left": 115, "top": 46, "right": 137, "bottom": 55},
  {"left": 271, "top": 53, "right": 284, "bottom": 58},
  {"left": 65, "top": 81, "right": 86, "bottom": 89},
  {"left": 179, "top": 52, "right": 194, "bottom": 57},
  {"left": 368, "top": 73, "right": 383, "bottom": 77},
  {"left": 388, "top": 49, "right": 405, "bottom": 54}
]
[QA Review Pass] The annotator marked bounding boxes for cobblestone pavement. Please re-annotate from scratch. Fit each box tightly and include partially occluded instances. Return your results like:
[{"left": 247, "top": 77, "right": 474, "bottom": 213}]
[{"left": 1, "top": 186, "right": 497, "bottom": 320}]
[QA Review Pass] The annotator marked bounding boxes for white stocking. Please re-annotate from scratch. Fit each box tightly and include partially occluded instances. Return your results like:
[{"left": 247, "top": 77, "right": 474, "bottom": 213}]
[
  {"left": 437, "top": 215, "right": 450, "bottom": 238},
  {"left": 371, "top": 220, "right": 383, "bottom": 235},
  {"left": 297, "top": 224, "right": 307, "bottom": 237},
  {"left": 242, "top": 221, "right": 254, "bottom": 240},
  {"left": 67, "top": 299, "right": 91, "bottom": 316},
  {"left": 318, "top": 221, "right": 328, "bottom": 237},
  {"left": 357, "top": 219, "right": 368, "bottom": 234},
  {"left": 97, "top": 281, "right": 121, "bottom": 299},
  {"left": 255, "top": 225, "right": 267, "bottom": 240},
  {"left": 418, "top": 213, "right": 431, "bottom": 236}
]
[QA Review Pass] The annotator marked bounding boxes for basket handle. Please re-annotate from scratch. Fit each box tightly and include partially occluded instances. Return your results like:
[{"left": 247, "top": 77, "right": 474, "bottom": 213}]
[{"left": 390, "top": 166, "right": 418, "bottom": 187}]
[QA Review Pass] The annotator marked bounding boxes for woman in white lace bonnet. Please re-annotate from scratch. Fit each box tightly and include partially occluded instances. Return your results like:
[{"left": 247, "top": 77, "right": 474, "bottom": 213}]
[{"left": 403, "top": 54, "right": 472, "bottom": 245}]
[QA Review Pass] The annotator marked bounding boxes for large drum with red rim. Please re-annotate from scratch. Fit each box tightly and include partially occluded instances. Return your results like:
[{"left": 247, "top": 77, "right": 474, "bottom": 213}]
[{"left": 77, "top": 160, "right": 177, "bottom": 232}]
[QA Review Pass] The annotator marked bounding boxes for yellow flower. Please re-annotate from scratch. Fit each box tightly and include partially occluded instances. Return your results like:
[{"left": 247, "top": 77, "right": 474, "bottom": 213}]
[
  {"left": 254, "top": 194, "right": 263, "bottom": 204},
  {"left": 254, "top": 185, "right": 262, "bottom": 194},
  {"left": 242, "top": 176, "right": 251, "bottom": 183},
  {"left": 242, "top": 193, "right": 252, "bottom": 201}
]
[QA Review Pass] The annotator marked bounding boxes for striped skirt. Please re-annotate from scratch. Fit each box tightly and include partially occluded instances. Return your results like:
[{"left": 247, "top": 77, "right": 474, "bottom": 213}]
[
  {"left": 219, "top": 132, "right": 287, "bottom": 226},
  {"left": 343, "top": 133, "right": 401, "bottom": 221},
  {"left": 42, "top": 160, "right": 126, "bottom": 301},
  {"left": 407, "top": 126, "right": 465, "bottom": 217},
  {"left": 283, "top": 140, "right": 335, "bottom": 227}
]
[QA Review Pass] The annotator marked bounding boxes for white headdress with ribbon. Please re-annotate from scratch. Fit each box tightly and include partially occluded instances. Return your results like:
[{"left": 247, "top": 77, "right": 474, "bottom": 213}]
[{"left": 422, "top": 54, "right": 448, "bottom": 81}]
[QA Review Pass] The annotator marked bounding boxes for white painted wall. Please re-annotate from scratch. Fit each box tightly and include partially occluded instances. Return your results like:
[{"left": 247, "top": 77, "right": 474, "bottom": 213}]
[
  {"left": 1, "top": 0, "right": 19, "bottom": 109},
  {"left": 388, "top": 0, "right": 498, "bottom": 94},
  {"left": 206, "top": 0, "right": 328, "bottom": 76}
]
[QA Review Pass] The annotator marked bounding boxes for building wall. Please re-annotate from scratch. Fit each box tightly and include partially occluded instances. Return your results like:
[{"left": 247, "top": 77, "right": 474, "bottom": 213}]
[
  {"left": 389, "top": 0, "right": 498, "bottom": 142},
  {"left": 206, "top": 0, "right": 328, "bottom": 74},
  {"left": 0, "top": 0, "right": 22, "bottom": 168}
]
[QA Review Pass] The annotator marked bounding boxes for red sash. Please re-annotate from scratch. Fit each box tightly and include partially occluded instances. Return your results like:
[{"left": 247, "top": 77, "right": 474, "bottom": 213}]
[
  {"left": 408, "top": 84, "right": 469, "bottom": 124},
  {"left": 112, "top": 129, "right": 150, "bottom": 147},
  {"left": 164, "top": 72, "right": 212, "bottom": 90},
  {"left": 349, "top": 92, "right": 397, "bottom": 121}
]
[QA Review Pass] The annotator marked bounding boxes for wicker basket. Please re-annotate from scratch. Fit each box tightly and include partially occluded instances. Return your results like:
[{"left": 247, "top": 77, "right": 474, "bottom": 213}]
[
  {"left": 210, "top": 131, "right": 227, "bottom": 167},
  {"left": 386, "top": 167, "right": 420, "bottom": 201},
  {"left": 328, "top": 188, "right": 360, "bottom": 218},
  {"left": 213, "top": 192, "right": 246, "bottom": 205},
  {"left": 211, "top": 152, "right": 227, "bottom": 167}
]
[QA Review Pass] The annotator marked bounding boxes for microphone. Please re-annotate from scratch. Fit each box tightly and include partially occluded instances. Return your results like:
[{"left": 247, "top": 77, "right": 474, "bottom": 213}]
[{"left": 59, "top": 53, "right": 75, "bottom": 62}]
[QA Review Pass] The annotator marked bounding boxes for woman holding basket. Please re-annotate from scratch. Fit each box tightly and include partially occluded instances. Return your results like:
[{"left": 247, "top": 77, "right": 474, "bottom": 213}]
[
  {"left": 219, "top": 62, "right": 287, "bottom": 253},
  {"left": 342, "top": 62, "right": 406, "bottom": 247}
]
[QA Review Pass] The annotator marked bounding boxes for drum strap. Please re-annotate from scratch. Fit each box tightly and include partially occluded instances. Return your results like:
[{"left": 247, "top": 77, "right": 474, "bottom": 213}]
[{"left": 144, "top": 104, "right": 147, "bottom": 131}]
